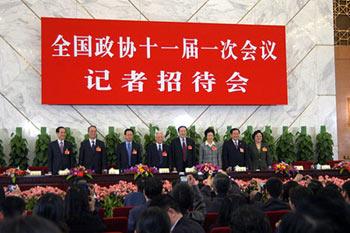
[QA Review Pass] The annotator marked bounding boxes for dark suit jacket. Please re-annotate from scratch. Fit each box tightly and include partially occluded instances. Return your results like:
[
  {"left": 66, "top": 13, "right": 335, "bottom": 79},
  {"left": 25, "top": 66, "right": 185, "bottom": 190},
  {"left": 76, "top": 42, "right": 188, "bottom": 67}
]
[
  {"left": 67, "top": 211, "right": 106, "bottom": 233},
  {"left": 170, "top": 137, "right": 197, "bottom": 172},
  {"left": 115, "top": 141, "right": 142, "bottom": 170},
  {"left": 172, "top": 217, "right": 205, "bottom": 233},
  {"left": 261, "top": 198, "right": 290, "bottom": 212},
  {"left": 48, "top": 140, "right": 76, "bottom": 175},
  {"left": 128, "top": 202, "right": 149, "bottom": 233},
  {"left": 247, "top": 143, "right": 272, "bottom": 171},
  {"left": 79, "top": 139, "right": 107, "bottom": 174},
  {"left": 222, "top": 139, "right": 249, "bottom": 170},
  {"left": 123, "top": 192, "right": 146, "bottom": 207},
  {"left": 145, "top": 143, "right": 172, "bottom": 169}
]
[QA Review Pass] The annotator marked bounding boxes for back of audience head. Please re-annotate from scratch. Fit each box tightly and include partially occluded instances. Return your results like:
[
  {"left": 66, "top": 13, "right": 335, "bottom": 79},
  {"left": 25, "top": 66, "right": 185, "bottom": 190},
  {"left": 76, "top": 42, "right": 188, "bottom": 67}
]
[
  {"left": 136, "top": 207, "right": 170, "bottom": 233},
  {"left": 265, "top": 177, "right": 283, "bottom": 199},
  {"left": 0, "top": 216, "right": 62, "bottom": 233},
  {"left": 288, "top": 185, "right": 311, "bottom": 211},
  {"left": 150, "top": 194, "right": 182, "bottom": 226},
  {"left": 171, "top": 182, "right": 194, "bottom": 215},
  {"left": 135, "top": 176, "right": 146, "bottom": 193},
  {"left": 342, "top": 180, "right": 350, "bottom": 203},
  {"left": 282, "top": 180, "right": 298, "bottom": 202},
  {"left": 213, "top": 173, "right": 231, "bottom": 196},
  {"left": 319, "top": 183, "right": 344, "bottom": 202},
  {"left": 0, "top": 196, "right": 25, "bottom": 218},
  {"left": 217, "top": 194, "right": 248, "bottom": 226},
  {"left": 144, "top": 176, "right": 163, "bottom": 200},
  {"left": 279, "top": 194, "right": 350, "bottom": 233},
  {"left": 33, "top": 193, "right": 67, "bottom": 232},
  {"left": 65, "top": 185, "right": 90, "bottom": 220},
  {"left": 230, "top": 205, "right": 271, "bottom": 233},
  {"left": 307, "top": 179, "right": 323, "bottom": 195}
]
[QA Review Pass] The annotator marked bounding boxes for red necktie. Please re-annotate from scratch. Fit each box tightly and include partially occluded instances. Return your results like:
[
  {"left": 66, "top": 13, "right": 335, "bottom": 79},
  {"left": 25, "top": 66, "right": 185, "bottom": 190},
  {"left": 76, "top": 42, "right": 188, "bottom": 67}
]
[{"left": 182, "top": 139, "right": 186, "bottom": 161}]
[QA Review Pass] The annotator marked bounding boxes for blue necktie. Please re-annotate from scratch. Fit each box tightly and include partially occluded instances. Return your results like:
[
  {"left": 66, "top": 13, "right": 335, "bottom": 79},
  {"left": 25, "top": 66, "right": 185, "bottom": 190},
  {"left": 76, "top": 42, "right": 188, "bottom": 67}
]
[{"left": 127, "top": 142, "right": 132, "bottom": 166}]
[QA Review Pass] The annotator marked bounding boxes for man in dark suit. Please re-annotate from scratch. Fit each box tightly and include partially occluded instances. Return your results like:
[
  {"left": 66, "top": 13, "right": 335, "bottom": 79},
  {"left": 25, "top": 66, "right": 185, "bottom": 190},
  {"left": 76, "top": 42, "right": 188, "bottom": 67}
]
[
  {"left": 115, "top": 128, "right": 142, "bottom": 170},
  {"left": 222, "top": 128, "right": 249, "bottom": 171},
  {"left": 170, "top": 126, "right": 196, "bottom": 172},
  {"left": 48, "top": 126, "right": 76, "bottom": 175},
  {"left": 79, "top": 125, "right": 107, "bottom": 174},
  {"left": 150, "top": 194, "right": 205, "bottom": 233},
  {"left": 145, "top": 131, "right": 172, "bottom": 169}
]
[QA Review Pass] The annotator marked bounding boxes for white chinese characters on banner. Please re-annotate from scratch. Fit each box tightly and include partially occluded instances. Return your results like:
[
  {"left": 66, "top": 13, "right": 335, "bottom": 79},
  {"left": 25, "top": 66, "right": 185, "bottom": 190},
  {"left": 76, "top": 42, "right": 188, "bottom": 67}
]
[
  {"left": 226, "top": 72, "right": 249, "bottom": 93},
  {"left": 192, "top": 71, "right": 216, "bottom": 93},
  {"left": 51, "top": 35, "right": 277, "bottom": 61},
  {"left": 122, "top": 70, "right": 147, "bottom": 92},
  {"left": 157, "top": 71, "right": 182, "bottom": 92},
  {"left": 84, "top": 69, "right": 112, "bottom": 91}
]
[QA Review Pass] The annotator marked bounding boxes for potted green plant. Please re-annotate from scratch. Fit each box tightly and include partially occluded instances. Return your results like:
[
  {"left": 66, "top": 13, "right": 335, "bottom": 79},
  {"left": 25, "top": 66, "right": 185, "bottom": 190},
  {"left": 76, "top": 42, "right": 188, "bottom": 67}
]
[
  {"left": 187, "top": 125, "right": 202, "bottom": 160},
  {"left": 295, "top": 126, "right": 314, "bottom": 161},
  {"left": 223, "top": 126, "right": 233, "bottom": 141},
  {"left": 276, "top": 126, "right": 296, "bottom": 163},
  {"left": 9, "top": 127, "right": 29, "bottom": 170},
  {"left": 262, "top": 126, "right": 277, "bottom": 162},
  {"left": 165, "top": 126, "right": 178, "bottom": 145},
  {"left": 33, "top": 127, "right": 51, "bottom": 166},
  {"left": 0, "top": 138, "right": 6, "bottom": 167},
  {"left": 105, "top": 127, "right": 121, "bottom": 167},
  {"left": 315, "top": 126, "right": 334, "bottom": 165},
  {"left": 242, "top": 126, "right": 254, "bottom": 145},
  {"left": 65, "top": 127, "right": 78, "bottom": 162}
]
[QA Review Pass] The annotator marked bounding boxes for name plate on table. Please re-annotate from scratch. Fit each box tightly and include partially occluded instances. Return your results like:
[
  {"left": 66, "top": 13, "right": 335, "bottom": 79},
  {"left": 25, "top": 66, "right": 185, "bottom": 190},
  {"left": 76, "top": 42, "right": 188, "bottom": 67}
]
[
  {"left": 58, "top": 169, "right": 70, "bottom": 176},
  {"left": 185, "top": 167, "right": 196, "bottom": 173},
  {"left": 159, "top": 168, "right": 170, "bottom": 174},
  {"left": 234, "top": 166, "right": 247, "bottom": 172},
  {"left": 28, "top": 171, "right": 42, "bottom": 176},
  {"left": 108, "top": 168, "right": 120, "bottom": 175},
  {"left": 321, "top": 165, "right": 331, "bottom": 170},
  {"left": 294, "top": 166, "right": 304, "bottom": 171}
]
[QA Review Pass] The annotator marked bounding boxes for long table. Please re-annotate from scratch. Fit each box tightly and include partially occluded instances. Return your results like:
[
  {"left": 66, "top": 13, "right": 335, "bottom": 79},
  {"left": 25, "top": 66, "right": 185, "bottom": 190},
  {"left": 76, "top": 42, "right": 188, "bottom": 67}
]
[{"left": 1, "top": 169, "right": 349, "bottom": 190}]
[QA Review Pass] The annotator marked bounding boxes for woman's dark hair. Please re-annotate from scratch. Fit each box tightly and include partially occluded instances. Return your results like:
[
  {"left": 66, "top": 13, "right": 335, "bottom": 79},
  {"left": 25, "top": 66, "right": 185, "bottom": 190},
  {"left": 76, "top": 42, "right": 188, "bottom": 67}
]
[
  {"left": 0, "top": 216, "right": 62, "bottom": 233},
  {"left": 204, "top": 128, "right": 215, "bottom": 138},
  {"left": 136, "top": 207, "right": 170, "bottom": 233},
  {"left": 171, "top": 183, "right": 194, "bottom": 214},
  {"left": 230, "top": 205, "right": 271, "bottom": 233},
  {"left": 252, "top": 130, "right": 263, "bottom": 140},
  {"left": 307, "top": 179, "right": 323, "bottom": 195},
  {"left": 33, "top": 193, "right": 68, "bottom": 233},
  {"left": 282, "top": 181, "right": 298, "bottom": 202},
  {"left": 217, "top": 194, "right": 248, "bottom": 226},
  {"left": 65, "top": 185, "right": 90, "bottom": 220}
]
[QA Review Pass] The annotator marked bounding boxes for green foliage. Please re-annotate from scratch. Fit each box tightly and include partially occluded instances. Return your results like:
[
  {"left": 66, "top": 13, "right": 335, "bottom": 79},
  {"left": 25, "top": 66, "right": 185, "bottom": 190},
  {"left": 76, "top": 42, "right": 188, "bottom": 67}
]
[
  {"left": 9, "top": 127, "right": 29, "bottom": 170},
  {"left": 165, "top": 126, "right": 178, "bottom": 145},
  {"left": 223, "top": 126, "right": 233, "bottom": 141},
  {"left": 101, "top": 194, "right": 123, "bottom": 217},
  {"left": 0, "top": 139, "right": 6, "bottom": 167},
  {"left": 33, "top": 127, "right": 51, "bottom": 166},
  {"left": 65, "top": 128, "right": 78, "bottom": 161},
  {"left": 276, "top": 126, "right": 296, "bottom": 163},
  {"left": 315, "top": 126, "right": 334, "bottom": 164},
  {"left": 242, "top": 126, "right": 254, "bottom": 145},
  {"left": 262, "top": 126, "right": 277, "bottom": 162},
  {"left": 188, "top": 125, "right": 202, "bottom": 160},
  {"left": 130, "top": 126, "right": 142, "bottom": 145},
  {"left": 295, "top": 126, "right": 314, "bottom": 161},
  {"left": 202, "top": 126, "right": 221, "bottom": 142},
  {"left": 105, "top": 127, "right": 121, "bottom": 166}
]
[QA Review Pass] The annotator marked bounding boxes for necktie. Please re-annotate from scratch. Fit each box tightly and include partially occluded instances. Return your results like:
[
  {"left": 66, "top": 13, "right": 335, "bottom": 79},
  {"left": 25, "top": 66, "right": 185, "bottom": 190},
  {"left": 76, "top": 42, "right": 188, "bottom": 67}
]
[
  {"left": 59, "top": 141, "right": 64, "bottom": 154},
  {"left": 158, "top": 144, "right": 162, "bottom": 153},
  {"left": 235, "top": 140, "right": 238, "bottom": 148},
  {"left": 158, "top": 144, "right": 162, "bottom": 165},
  {"left": 127, "top": 142, "right": 132, "bottom": 166},
  {"left": 182, "top": 138, "right": 186, "bottom": 161},
  {"left": 91, "top": 140, "right": 95, "bottom": 149}
]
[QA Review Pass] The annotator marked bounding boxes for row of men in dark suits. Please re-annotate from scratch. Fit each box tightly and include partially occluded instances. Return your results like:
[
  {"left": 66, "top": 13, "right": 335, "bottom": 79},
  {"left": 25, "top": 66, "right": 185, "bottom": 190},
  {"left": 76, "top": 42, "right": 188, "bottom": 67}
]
[{"left": 48, "top": 126, "right": 268, "bottom": 175}]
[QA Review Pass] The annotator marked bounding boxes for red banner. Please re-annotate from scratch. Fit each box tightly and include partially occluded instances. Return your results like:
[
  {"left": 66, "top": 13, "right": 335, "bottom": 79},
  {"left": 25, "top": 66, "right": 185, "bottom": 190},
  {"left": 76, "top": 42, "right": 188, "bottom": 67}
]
[{"left": 41, "top": 17, "right": 287, "bottom": 105}]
